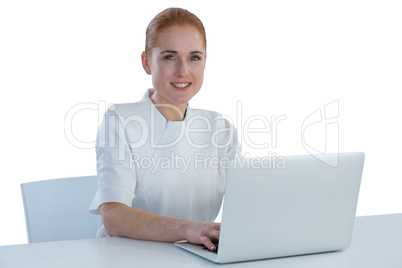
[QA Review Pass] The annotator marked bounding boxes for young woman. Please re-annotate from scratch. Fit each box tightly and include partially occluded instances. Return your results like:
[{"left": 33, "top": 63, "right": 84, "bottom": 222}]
[{"left": 89, "top": 7, "right": 242, "bottom": 252}]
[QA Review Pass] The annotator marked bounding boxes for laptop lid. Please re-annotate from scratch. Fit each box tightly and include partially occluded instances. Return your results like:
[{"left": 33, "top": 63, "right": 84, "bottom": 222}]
[{"left": 175, "top": 152, "right": 365, "bottom": 263}]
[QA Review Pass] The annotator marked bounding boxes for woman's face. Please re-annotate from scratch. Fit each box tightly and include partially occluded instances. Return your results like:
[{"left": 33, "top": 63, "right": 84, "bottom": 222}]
[{"left": 142, "top": 24, "right": 206, "bottom": 108}]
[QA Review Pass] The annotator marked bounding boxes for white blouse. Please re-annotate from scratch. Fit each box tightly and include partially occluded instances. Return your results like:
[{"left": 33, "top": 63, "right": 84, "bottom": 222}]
[{"left": 89, "top": 88, "right": 242, "bottom": 237}]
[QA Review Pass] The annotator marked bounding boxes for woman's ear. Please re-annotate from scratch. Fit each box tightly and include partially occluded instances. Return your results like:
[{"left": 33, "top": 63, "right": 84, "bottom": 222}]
[{"left": 141, "top": 51, "right": 152, "bottom": 75}]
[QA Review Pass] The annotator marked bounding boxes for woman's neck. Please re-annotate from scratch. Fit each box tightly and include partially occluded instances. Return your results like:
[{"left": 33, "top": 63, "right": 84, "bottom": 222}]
[{"left": 150, "top": 92, "right": 187, "bottom": 121}]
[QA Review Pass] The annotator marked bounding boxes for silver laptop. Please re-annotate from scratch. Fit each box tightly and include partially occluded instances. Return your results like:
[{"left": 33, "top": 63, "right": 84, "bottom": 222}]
[{"left": 175, "top": 152, "right": 365, "bottom": 263}]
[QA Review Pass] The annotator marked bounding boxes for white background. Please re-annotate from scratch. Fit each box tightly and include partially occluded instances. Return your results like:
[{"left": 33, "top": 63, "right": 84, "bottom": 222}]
[{"left": 0, "top": 0, "right": 401, "bottom": 246}]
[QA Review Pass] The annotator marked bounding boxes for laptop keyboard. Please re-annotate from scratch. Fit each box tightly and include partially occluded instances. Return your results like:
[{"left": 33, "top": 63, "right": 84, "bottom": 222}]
[{"left": 202, "top": 243, "right": 219, "bottom": 254}]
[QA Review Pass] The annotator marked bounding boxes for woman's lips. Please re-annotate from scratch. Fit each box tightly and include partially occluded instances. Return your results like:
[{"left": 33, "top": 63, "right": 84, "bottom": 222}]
[{"left": 171, "top": 82, "right": 192, "bottom": 91}]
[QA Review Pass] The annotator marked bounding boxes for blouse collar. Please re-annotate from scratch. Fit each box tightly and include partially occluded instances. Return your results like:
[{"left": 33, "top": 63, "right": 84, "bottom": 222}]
[{"left": 141, "top": 88, "right": 191, "bottom": 123}]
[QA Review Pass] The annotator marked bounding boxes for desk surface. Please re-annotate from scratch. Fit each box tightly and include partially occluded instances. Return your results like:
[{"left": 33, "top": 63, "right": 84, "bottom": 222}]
[{"left": 1, "top": 214, "right": 401, "bottom": 268}]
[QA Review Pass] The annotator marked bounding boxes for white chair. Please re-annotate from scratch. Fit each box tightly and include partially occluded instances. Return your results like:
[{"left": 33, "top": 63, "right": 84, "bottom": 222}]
[{"left": 20, "top": 175, "right": 100, "bottom": 243}]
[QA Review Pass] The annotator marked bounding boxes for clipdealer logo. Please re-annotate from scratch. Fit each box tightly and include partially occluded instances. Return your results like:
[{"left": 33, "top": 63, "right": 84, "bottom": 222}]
[
  {"left": 301, "top": 100, "right": 339, "bottom": 167},
  {"left": 64, "top": 99, "right": 339, "bottom": 167}
]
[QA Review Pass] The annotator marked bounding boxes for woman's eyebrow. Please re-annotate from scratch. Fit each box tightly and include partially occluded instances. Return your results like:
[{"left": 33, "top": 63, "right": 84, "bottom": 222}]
[
  {"left": 160, "top": 50, "right": 204, "bottom": 55},
  {"left": 160, "top": 50, "right": 177, "bottom": 54},
  {"left": 190, "top": 50, "right": 204, "bottom": 54}
]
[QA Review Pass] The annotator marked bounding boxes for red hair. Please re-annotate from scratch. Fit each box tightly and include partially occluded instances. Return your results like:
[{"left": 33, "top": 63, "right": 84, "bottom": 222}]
[{"left": 145, "top": 7, "right": 206, "bottom": 54}]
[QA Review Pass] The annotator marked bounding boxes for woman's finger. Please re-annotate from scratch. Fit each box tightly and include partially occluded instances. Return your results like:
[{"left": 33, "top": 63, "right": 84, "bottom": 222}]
[
  {"left": 208, "top": 229, "right": 220, "bottom": 241},
  {"left": 201, "top": 236, "right": 217, "bottom": 251}
]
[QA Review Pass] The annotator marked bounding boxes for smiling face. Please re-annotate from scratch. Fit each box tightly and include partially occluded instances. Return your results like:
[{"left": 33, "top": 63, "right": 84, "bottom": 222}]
[{"left": 142, "top": 24, "right": 206, "bottom": 118}]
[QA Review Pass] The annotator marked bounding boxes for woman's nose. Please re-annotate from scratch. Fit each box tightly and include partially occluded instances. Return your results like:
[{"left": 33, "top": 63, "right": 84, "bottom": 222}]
[{"left": 175, "top": 60, "right": 190, "bottom": 77}]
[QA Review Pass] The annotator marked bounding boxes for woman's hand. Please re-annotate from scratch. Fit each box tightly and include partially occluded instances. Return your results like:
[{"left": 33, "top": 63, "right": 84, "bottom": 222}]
[
  {"left": 100, "top": 203, "right": 221, "bottom": 250},
  {"left": 182, "top": 222, "right": 221, "bottom": 251}
]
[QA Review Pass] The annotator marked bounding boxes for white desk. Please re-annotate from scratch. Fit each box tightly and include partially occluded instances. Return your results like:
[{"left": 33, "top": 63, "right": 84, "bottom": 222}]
[{"left": 1, "top": 214, "right": 401, "bottom": 267}]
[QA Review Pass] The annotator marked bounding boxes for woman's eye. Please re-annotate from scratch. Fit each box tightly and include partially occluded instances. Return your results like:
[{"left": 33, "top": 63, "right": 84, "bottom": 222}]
[
  {"left": 163, "top": 55, "right": 175, "bottom": 60},
  {"left": 190, "top": 55, "right": 201, "bottom": 61}
]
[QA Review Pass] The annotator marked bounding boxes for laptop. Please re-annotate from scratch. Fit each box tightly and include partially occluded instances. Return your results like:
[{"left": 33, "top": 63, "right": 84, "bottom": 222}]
[{"left": 174, "top": 152, "right": 365, "bottom": 263}]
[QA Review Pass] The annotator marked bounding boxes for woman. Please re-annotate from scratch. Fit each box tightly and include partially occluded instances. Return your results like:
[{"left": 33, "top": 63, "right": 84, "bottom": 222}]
[{"left": 89, "top": 7, "right": 242, "bottom": 252}]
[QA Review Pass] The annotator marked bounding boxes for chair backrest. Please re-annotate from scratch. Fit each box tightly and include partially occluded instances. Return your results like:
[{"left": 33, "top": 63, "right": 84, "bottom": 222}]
[{"left": 21, "top": 176, "right": 100, "bottom": 243}]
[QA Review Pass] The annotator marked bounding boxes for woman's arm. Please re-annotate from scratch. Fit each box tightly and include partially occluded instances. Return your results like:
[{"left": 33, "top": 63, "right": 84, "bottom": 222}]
[{"left": 100, "top": 202, "right": 220, "bottom": 251}]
